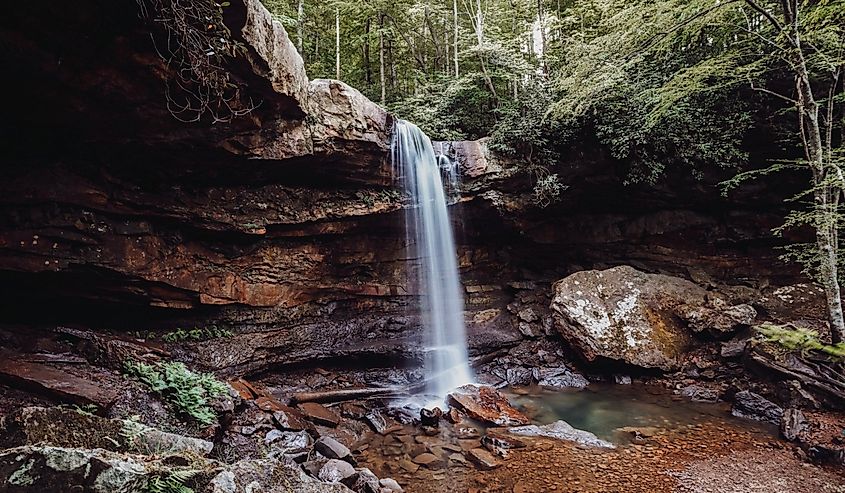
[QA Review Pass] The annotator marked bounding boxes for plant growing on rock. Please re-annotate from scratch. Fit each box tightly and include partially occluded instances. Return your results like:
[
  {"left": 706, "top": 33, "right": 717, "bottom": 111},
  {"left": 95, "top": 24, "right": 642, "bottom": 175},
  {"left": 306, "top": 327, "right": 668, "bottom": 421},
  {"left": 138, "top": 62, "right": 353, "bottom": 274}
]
[
  {"left": 123, "top": 361, "right": 229, "bottom": 426},
  {"left": 756, "top": 323, "right": 845, "bottom": 361},
  {"left": 161, "top": 325, "right": 234, "bottom": 343},
  {"left": 143, "top": 469, "right": 198, "bottom": 493}
]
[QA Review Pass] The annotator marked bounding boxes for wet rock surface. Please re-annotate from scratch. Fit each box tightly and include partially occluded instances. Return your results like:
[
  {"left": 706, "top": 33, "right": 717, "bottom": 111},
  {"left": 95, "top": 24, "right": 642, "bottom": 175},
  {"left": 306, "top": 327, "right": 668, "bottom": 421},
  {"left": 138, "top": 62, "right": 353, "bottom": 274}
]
[
  {"left": 731, "top": 391, "right": 784, "bottom": 425},
  {"left": 447, "top": 385, "right": 530, "bottom": 426},
  {"left": 355, "top": 399, "right": 843, "bottom": 492},
  {"left": 508, "top": 420, "right": 615, "bottom": 449}
]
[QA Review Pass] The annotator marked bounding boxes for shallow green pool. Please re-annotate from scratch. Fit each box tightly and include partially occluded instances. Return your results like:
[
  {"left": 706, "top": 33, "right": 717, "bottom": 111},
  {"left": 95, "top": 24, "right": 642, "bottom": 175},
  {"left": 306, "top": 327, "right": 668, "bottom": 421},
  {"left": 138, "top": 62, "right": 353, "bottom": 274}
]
[{"left": 506, "top": 383, "right": 774, "bottom": 443}]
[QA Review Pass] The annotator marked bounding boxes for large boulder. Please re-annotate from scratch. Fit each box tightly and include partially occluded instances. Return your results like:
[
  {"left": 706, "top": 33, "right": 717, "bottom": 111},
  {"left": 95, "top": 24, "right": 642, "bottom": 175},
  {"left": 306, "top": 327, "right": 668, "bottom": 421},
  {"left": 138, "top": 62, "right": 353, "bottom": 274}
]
[
  {"left": 550, "top": 266, "right": 756, "bottom": 370},
  {"left": 208, "top": 459, "right": 354, "bottom": 493},
  {"left": 0, "top": 407, "right": 212, "bottom": 457},
  {"left": 0, "top": 445, "right": 156, "bottom": 493}
]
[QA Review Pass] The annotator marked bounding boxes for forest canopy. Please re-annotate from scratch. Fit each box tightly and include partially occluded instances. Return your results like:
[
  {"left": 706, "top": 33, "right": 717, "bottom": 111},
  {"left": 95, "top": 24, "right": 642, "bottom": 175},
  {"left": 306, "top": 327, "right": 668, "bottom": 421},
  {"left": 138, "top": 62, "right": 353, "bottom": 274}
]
[
  {"left": 261, "top": 0, "right": 840, "bottom": 180},
  {"left": 260, "top": 0, "right": 845, "bottom": 340}
]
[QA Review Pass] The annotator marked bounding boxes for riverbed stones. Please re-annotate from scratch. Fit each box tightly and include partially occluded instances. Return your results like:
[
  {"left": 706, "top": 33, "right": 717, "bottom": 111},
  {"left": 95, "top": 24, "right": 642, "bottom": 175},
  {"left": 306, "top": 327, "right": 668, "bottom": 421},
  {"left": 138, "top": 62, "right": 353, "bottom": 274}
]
[
  {"left": 466, "top": 447, "right": 500, "bottom": 470},
  {"left": 446, "top": 384, "right": 530, "bottom": 426},
  {"left": 315, "top": 436, "right": 353, "bottom": 461},
  {"left": 509, "top": 420, "right": 615, "bottom": 449},
  {"left": 731, "top": 391, "right": 783, "bottom": 425},
  {"left": 482, "top": 431, "right": 527, "bottom": 451},
  {"left": 411, "top": 452, "right": 443, "bottom": 468},
  {"left": 780, "top": 408, "right": 808, "bottom": 441},
  {"left": 221, "top": 457, "right": 354, "bottom": 492},
  {"left": 379, "top": 477, "right": 404, "bottom": 492},
  {"left": 419, "top": 407, "right": 442, "bottom": 427},
  {"left": 299, "top": 402, "right": 342, "bottom": 427},
  {"left": 319, "top": 458, "right": 357, "bottom": 483},
  {"left": 533, "top": 367, "right": 589, "bottom": 390},
  {"left": 551, "top": 266, "right": 757, "bottom": 370},
  {"left": 265, "top": 429, "right": 312, "bottom": 456}
]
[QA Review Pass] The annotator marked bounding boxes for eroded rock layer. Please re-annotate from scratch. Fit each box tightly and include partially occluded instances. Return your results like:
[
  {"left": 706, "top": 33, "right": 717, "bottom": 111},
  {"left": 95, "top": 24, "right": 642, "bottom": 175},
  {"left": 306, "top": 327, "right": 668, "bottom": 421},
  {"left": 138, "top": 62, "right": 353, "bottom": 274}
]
[{"left": 0, "top": 0, "right": 824, "bottom": 383}]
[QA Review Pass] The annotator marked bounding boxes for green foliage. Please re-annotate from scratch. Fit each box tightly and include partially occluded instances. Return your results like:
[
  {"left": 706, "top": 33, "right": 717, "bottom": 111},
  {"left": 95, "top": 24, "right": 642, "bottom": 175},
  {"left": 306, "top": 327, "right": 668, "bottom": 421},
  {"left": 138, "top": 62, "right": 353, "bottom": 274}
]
[
  {"left": 129, "top": 325, "right": 234, "bottom": 343},
  {"left": 489, "top": 80, "right": 563, "bottom": 160},
  {"left": 123, "top": 361, "right": 229, "bottom": 426},
  {"left": 120, "top": 415, "right": 148, "bottom": 449},
  {"left": 144, "top": 470, "right": 197, "bottom": 493},
  {"left": 591, "top": 88, "right": 751, "bottom": 184},
  {"left": 389, "top": 75, "right": 498, "bottom": 140},
  {"left": 161, "top": 325, "right": 234, "bottom": 343},
  {"left": 548, "top": 0, "right": 757, "bottom": 184},
  {"left": 532, "top": 173, "right": 566, "bottom": 208},
  {"left": 355, "top": 189, "right": 401, "bottom": 208},
  {"left": 756, "top": 323, "right": 845, "bottom": 360}
]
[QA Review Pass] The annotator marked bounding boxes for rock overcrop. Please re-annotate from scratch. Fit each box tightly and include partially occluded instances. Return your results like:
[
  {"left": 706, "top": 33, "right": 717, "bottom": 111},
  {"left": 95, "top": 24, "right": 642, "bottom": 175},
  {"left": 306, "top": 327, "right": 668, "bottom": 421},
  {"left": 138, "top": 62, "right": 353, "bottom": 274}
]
[{"left": 731, "top": 391, "right": 784, "bottom": 425}]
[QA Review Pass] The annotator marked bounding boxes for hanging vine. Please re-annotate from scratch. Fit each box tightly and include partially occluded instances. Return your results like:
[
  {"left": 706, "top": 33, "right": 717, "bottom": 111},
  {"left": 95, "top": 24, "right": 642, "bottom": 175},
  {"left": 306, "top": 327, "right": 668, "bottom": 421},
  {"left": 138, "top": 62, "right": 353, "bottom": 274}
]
[{"left": 136, "top": 0, "right": 259, "bottom": 123}]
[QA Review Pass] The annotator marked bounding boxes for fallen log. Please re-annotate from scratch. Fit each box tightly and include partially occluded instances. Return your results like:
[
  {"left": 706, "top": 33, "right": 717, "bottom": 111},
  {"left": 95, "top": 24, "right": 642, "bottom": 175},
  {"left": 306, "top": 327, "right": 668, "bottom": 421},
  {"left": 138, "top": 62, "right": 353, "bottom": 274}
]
[{"left": 289, "top": 387, "right": 405, "bottom": 404}]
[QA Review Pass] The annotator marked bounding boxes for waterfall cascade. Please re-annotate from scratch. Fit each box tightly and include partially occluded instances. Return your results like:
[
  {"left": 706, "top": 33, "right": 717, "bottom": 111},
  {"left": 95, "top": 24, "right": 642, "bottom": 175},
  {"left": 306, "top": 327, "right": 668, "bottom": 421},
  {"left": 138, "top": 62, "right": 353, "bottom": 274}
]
[{"left": 392, "top": 120, "right": 473, "bottom": 399}]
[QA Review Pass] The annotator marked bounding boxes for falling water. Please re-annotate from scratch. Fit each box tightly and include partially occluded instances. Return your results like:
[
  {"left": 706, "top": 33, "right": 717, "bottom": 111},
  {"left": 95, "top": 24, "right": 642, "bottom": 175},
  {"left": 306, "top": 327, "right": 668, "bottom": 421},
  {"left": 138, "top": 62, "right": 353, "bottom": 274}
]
[{"left": 392, "top": 120, "right": 473, "bottom": 399}]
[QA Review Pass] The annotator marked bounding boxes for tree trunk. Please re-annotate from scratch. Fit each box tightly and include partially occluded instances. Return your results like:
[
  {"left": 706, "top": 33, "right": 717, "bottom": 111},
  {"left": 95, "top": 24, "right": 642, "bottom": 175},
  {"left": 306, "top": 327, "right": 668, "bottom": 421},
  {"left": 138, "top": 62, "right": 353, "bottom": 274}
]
[
  {"left": 537, "top": 0, "right": 547, "bottom": 75},
  {"left": 453, "top": 0, "right": 459, "bottom": 77},
  {"left": 424, "top": 6, "right": 442, "bottom": 73},
  {"left": 296, "top": 0, "right": 304, "bottom": 54},
  {"left": 790, "top": 15, "right": 845, "bottom": 343},
  {"left": 470, "top": 0, "right": 496, "bottom": 100},
  {"left": 389, "top": 38, "right": 396, "bottom": 92},
  {"left": 364, "top": 17, "right": 372, "bottom": 90},
  {"left": 379, "top": 13, "right": 386, "bottom": 105},
  {"left": 335, "top": 8, "right": 341, "bottom": 80}
]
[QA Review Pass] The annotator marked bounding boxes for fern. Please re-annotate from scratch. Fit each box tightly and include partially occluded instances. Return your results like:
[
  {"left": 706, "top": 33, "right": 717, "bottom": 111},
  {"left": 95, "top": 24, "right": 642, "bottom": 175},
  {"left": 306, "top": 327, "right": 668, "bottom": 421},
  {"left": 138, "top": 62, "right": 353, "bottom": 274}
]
[
  {"left": 123, "top": 361, "right": 228, "bottom": 426},
  {"left": 161, "top": 325, "right": 234, "bottom": 343},
  {"left": 120, "top": 415, "right": 148, "bottom": 449},
  {"left": 144, "top": 470, "right": 197, "bottom": 493}
]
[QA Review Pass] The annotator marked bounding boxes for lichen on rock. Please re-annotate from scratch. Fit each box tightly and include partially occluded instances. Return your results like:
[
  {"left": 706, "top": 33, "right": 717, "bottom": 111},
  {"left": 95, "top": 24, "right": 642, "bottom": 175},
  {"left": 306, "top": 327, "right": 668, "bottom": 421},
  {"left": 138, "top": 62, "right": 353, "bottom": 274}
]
[{"left": 551, "top": 266, "right": 757, "bottom": 370}]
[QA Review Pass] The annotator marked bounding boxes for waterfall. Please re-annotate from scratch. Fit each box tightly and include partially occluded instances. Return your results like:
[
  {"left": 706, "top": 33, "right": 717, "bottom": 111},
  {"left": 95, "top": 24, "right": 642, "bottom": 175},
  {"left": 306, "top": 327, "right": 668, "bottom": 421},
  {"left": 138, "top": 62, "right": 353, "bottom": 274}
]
[{"left": 392, "top": 120, "right": 473, "bottom": 399}]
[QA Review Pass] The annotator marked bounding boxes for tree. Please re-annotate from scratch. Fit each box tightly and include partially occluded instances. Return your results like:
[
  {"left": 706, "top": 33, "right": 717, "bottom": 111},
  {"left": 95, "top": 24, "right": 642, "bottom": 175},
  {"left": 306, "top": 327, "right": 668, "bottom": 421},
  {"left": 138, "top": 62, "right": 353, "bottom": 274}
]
[{"left": 551, "top": 0, "right": 845, "bottom": 342}]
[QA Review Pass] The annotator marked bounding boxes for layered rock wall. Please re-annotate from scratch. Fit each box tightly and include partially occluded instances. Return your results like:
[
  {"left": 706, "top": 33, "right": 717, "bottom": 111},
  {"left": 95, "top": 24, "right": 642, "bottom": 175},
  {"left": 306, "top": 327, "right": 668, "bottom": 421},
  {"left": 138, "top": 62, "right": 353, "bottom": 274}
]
[{"left": 0, "top": 0, "right": 816, "bottom": 378}]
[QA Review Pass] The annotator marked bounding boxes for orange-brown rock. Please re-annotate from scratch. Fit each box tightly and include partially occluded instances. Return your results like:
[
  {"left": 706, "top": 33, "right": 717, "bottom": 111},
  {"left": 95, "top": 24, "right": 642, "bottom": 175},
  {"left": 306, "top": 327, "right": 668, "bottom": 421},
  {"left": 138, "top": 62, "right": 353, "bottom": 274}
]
[{"left": 447, "top": 385, "right": 530, "bottom": 427}]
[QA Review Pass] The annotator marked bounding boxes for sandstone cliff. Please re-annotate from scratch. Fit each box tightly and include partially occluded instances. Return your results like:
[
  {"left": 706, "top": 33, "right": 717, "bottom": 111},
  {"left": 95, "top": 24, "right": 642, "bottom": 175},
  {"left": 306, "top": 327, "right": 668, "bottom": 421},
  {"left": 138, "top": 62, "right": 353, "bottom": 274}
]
[{"left": 0, "top": 0, "right": 818, "bottom": 379}]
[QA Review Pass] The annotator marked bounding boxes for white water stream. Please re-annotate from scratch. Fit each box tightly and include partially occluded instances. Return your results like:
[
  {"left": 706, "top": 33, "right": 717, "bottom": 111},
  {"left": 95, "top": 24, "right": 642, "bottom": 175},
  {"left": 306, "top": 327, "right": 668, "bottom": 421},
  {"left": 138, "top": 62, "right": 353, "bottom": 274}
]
[{"left": 392, "top": 120, "right": 473, "bottom": 399}]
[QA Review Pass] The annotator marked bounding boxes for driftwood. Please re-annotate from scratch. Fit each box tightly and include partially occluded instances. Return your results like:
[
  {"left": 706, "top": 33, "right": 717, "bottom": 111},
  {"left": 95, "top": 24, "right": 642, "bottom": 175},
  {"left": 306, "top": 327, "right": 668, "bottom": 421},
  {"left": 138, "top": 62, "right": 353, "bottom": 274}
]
[
  {"left": 289, "top": 387, "right": 405, "bottom": 404},
  {"left": 749, "top": 344, "right": 845, "bottom": 406}
]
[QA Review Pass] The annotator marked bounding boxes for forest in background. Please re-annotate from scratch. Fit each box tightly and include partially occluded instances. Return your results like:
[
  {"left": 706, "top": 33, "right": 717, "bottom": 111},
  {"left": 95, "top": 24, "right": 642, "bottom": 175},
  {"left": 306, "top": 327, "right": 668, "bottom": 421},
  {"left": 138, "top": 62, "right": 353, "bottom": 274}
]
[
  {"left": 260, "top": 0, "right": 841, "bottom": 184},
  {"left": 260, "top": 0, "right": 845, "bottom": 341}
]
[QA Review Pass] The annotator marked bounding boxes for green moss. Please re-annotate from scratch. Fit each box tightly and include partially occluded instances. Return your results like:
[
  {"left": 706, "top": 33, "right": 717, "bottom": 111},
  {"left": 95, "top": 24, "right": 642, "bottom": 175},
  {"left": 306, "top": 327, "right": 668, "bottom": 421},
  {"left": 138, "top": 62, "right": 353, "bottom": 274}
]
[{"left": 756, "top": 323, "right": 845, "bottom": 360}]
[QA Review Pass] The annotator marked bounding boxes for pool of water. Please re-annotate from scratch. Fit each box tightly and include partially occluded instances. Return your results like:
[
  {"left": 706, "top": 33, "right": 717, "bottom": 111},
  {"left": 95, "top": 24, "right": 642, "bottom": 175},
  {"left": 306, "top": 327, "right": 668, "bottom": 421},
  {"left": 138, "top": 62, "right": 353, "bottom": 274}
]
[{"left": 506, "top": 384, "right": 775, "bottom": 443}]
